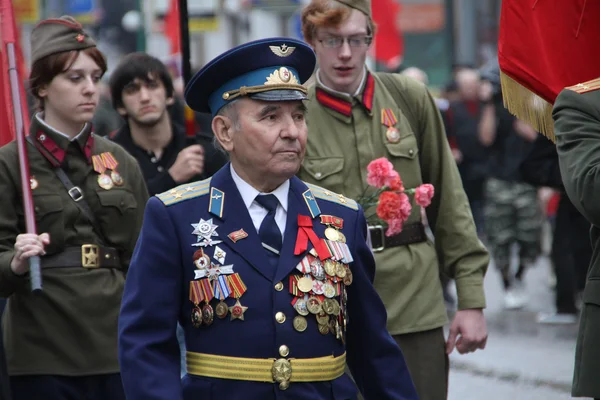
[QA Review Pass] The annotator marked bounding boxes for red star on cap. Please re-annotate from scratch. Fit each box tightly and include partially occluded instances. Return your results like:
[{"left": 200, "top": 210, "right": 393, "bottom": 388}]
[{"left": 75, "top": 34, "right": 85, "bottom": 42}]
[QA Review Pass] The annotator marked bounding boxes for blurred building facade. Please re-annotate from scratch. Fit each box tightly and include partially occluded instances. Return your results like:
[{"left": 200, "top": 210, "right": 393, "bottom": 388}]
[{"left": 16, "top": 0, "right": 502, "bottom": 87}]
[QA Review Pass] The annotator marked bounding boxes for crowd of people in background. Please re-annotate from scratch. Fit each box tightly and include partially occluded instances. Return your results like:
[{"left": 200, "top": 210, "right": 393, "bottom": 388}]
[{"left": 399, "top": 63, "right": 591, "bottom": 325}]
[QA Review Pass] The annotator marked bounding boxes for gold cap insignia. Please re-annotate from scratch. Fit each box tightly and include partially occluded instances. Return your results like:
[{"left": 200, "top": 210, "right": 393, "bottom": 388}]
[
  {"left": 270, "top": 44, "right": 296, "bottom": 57},
  {"left": 265, "top": 67, "right": 299, "bottom": 85}
]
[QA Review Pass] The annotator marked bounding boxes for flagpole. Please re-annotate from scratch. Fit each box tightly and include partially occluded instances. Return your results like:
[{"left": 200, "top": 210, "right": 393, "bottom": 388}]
[
  {"left": 7, "top": 44, "right": 42, "bottom": 292},
  {"left": 178, "top": 0, "right": 192, "bottom": 86},
  {"left": 2, "top": 2, "right": 42, "bottom": 292}
]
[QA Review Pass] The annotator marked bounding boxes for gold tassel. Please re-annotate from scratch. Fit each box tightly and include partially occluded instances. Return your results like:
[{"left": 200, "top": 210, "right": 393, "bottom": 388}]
[{"left": 500, "top": 71, "right": 555, "bottom": 142}]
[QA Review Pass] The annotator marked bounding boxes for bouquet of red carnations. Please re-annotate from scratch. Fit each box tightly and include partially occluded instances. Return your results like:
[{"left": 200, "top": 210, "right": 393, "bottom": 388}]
[{"left": 358, "top": 157, "right": 434, "bottom": 237}]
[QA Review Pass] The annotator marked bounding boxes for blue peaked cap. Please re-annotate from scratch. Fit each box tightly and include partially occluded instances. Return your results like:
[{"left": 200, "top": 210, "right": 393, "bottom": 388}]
[{"left": 184, "top": 37, "right": 316, "bottom": 116}]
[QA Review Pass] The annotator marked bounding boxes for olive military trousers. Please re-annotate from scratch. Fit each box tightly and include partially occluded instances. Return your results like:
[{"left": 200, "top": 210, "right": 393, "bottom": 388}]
[
  {"left": 354, "top": 327, "right": 448, "bottom": 400},
  {"left": 394, "top": 327, "right": 449, "bottom": 400}
]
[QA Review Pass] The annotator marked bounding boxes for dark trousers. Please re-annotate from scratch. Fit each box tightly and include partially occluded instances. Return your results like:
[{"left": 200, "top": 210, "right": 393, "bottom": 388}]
[
  {"left": 0, "top": 298, "right": 10, "bottom": 400},
  {"left": 552, "top": 196, "right": 592, "bottom": 314},
  {"left": 10, "top": 374, "right": 125, "bottom": 400}
]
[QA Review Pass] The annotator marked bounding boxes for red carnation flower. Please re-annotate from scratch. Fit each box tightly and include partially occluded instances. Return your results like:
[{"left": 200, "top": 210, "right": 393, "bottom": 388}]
[{"left": 376, "top": 191, "right": 403, "bottom": 221}]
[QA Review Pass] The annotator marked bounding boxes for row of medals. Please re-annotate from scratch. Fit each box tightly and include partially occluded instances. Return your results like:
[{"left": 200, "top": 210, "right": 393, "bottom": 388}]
[
  {"left": 191, "top": 297, "right": 242, "bottom": 327},
  {"left": 292, "top": 226, "right": 352, "bottom": 342},
  {"left": 98, "top": 170, "right": 124, "bottom": 190}
]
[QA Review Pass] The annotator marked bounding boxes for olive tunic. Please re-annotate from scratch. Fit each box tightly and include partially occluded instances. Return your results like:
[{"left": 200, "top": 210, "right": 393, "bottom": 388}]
[
  {"left": 0, "top": 114, "right": 148, "bottom": 376},
  {"left": 298, "top": 72, "right": 489, "bottom": 334}
]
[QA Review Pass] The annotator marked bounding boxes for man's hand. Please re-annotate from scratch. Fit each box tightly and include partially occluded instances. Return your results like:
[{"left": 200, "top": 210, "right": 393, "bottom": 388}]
[
  {"left": 168, "top": 144, "right": 205, "bottom": 183},
  {"left": 479, "top": 81, "right": 494, "bottom": 103},
  {"left": 514, "top": 119, "right": 538, "bottom": 142},
  {"left": 451, "top": 148, "right": 463, "bottom": 164},
  {"left": 446, "top": 308, "right": 487, "bottom": 355}
]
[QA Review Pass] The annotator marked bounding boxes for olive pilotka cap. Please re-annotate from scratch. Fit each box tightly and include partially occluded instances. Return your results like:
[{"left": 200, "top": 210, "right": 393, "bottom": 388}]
[
  {"left": 333, "top": 0, "right": 371, "bottom": 17},
  {"left": 30, "top": 16, "right": 97, "bottom": 64}
]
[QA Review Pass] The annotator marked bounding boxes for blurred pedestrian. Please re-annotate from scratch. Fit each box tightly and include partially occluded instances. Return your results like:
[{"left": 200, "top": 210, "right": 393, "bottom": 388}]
[
  {"left": 520, "top": 134, "right": 590, "bottom": 323},
  {"left": 445, "top": 69, "right": 491, "bottom": 235},
  {"left": 478, "top": 78, "right": 541, "bottom": 310}
]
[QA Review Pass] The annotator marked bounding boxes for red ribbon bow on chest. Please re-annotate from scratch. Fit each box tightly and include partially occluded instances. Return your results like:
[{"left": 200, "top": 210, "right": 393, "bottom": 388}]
[{"left": 294, "top": 215, "right": 332, "bottom": 261}]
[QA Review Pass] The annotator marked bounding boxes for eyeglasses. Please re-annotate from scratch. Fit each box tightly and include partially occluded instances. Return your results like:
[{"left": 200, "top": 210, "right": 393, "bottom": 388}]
[{"left": 317, "top": 35, "right": 373, "bottom": 49}]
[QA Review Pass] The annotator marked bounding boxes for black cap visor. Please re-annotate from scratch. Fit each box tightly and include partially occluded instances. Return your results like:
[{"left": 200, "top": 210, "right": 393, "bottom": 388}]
[{"left": 249, "top": 89, "right": 308, "bottom": 103}]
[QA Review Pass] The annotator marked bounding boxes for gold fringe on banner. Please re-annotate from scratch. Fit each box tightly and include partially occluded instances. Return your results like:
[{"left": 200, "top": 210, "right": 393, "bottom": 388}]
[{"left": 500, "top": 71, "right": 555, "bottom": 142}]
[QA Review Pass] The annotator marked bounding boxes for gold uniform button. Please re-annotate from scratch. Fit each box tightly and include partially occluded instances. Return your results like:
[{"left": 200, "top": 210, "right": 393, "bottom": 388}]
[
  {"left": 279, "top": 345, "right": 290, "bottom": 357},
  {"left": 275, "top": 312, "right": 286, "bottom": 324},
  {"left": 274, "top": 282, "right": 284, "bottom": 291},
  {"left": 315, "top": 172, "right": 322, "bottom": 179},
  {"left": 408, "top": 149, "right": 414, "bottom": 156}
]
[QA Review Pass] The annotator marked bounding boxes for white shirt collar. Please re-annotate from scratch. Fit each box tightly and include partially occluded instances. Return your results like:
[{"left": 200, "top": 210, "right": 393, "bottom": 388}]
[
  {"left": 316, "top": 67, "right": 367, "bottom": 98},
  {"left": 35, "top": 112, "right": 88, "bottom": 142},
  {"left": 230, "top": 164, "right": 289, "bottom": 212}
]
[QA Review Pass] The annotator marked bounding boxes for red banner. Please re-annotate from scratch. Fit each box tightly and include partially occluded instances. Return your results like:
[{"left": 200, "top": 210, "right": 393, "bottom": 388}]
[
  {"left": 372, "top": 0, "right": 403, "bottom": 70},
  {"left": 0, "top": 0, "right": 29, "bottom": 147},
  {"left": 165, "top": 0, "right": 181, "bottom": 56},
  {"left": 498, "top": 0, "right": 600, "bottom": 139},
  {"left": 499, "top": 0, "right": 600, "bottom": 105}
]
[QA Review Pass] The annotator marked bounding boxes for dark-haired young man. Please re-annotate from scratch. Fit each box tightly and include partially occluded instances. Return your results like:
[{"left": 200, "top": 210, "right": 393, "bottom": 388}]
[{"left": 109, "top": 52, "right": 226, "bottom": 195}]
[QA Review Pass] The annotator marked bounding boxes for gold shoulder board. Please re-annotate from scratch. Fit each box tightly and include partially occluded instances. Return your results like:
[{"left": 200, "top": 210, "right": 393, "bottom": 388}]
[
  {"left": 565, "top": 77, "right": 600, "bottom": 94},
  {"left": 156, "top": 178, "right": 212, "bottom": 206},
  {"left": 304, "top": 182, "right": 358, "bottom": 211}
]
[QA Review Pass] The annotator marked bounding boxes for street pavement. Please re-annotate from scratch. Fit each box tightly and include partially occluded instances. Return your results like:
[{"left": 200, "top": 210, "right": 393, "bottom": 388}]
[{"left": 446, "top": 252, "right": 588, "bottom": 399}]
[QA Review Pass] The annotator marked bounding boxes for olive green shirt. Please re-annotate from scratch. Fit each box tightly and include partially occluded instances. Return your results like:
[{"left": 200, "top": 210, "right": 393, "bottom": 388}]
[
  {"left": 298, "top": 71, "right": 488, "bottom": 334},
  {"left": 0, "top": 115, "right": 148, "bottom": 376}
]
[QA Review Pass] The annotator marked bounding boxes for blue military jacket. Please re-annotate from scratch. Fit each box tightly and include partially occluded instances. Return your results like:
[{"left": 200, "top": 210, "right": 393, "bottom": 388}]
[{"left": 118, "top": 165, "right": 418, "bottom": 400}]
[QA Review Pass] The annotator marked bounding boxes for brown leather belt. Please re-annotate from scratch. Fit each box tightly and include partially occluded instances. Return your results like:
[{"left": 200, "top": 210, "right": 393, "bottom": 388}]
[
  {"left": 41, "top": 245, "right": 121, "bottom": 269},
  {"left": 369, "top": 222, "right": 427, "bottom": 252}
]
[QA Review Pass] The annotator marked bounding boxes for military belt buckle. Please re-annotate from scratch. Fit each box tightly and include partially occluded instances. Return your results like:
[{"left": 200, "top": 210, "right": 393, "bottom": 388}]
[
  {"left": 81, "top": 244, "right": 100, "bottom": 268},
  {"left": 68, "top": 186, "right": 84, "bottom": 202},
  {"left": 368, "top": 225, "right": 385, "bottom": 253},
  {"left": 272, "top": 358, "right": 292, "bottom": 390}
]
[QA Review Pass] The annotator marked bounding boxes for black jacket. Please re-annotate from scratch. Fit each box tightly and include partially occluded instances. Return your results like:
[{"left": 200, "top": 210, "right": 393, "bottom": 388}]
[
  {"left": 110, "top": 123, "right": 228, "bottom": 196},
  {"left": 519, "top": 133, "right": 563, "bottom": 189}
]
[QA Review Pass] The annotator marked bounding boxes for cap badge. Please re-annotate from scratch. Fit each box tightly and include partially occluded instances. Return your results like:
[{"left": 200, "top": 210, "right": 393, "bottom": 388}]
[
  {"left": 265, "top": 67, "right": 299, "bottom": 85},
  {"left": 75, "top": 33, "right": 85, "bottom": 42},
  {"left": 270, "top": 44, "right": 296, "bottom": 57}
]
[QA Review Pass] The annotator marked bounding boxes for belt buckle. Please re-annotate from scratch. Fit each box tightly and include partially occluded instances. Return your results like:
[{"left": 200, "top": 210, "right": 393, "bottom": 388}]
[
  {"left": 369, "top": 225, "right": 385, "bottom": 253},
  {"left": 272, "top": 358, "right": 292, "bottom": 390},
  {"left": 81, "top": 244, "right": 100, "bottom": 268},
  {"left": 68, "top": 186, "right": 84, "bottom": 202}
]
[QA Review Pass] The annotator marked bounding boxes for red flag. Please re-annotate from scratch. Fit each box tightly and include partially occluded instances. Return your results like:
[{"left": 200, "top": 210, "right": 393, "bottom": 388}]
[
  {"left": 165, "top": 0, "right": 181, "bottom": 56},
  {"left": 164, "top": 0, "right": 196, "bottom": 137},
  {"left": 0, "top": 2, "right": 29, "bottom": 147},
  {"left": 498, "top": 0, "right": 600, "bottom": 140},
  {"left": 372, "top": 0, "right": 403, "bottom": 70}
]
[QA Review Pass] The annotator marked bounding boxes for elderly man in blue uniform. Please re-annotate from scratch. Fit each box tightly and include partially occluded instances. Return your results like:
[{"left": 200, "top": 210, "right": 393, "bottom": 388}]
[{"left": 118, "top": 38, "right": 418, "bottom": 400}]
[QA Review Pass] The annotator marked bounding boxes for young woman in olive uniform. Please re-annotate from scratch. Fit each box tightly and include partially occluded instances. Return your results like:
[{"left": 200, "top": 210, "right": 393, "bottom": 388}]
[{"left": 0, "top": 16, "right": 148, "bottom": 399}]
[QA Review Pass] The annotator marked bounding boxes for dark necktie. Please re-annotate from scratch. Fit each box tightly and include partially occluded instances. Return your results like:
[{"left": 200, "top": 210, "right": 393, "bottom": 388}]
[{"left": 255, "top": 194, "right": 282, "bottom": 255}]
